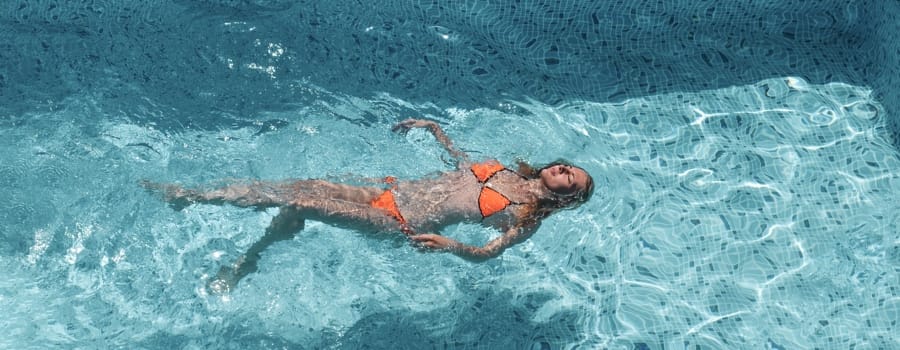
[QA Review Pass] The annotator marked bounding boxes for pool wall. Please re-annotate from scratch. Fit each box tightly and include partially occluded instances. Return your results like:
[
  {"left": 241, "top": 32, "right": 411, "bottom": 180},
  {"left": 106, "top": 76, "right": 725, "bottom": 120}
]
[
  {"left": 0, "top": 0, "right": 898, "bottom": 143},
  {"left": 864, "top": 1, "right": 900, "bottom": 143}
]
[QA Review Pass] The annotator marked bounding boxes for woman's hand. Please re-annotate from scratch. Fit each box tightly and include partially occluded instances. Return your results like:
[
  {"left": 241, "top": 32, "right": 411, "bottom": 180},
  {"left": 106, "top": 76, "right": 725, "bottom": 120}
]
[
  {"left": 391, "top": 118, "right": 468, "bottom": 166},
  {"left": 409, "top": 233, "right": 458, "bottom": 251},
  {"left": 391, "top": 118, "right": 437, "bottom": 134}
]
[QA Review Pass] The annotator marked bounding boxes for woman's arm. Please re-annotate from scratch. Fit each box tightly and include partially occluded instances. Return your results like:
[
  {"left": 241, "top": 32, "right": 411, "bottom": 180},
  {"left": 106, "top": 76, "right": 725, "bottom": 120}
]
[
  {"left": 392, "top": 118, "right": 469, "bottom": 167},
  {"left": 409, "top": 224, "right": 537, "bottom": 262}
]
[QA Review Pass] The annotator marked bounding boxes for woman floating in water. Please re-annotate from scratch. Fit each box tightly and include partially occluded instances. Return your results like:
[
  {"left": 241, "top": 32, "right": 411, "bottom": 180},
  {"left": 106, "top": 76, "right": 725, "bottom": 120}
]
[{"left": 145, "top": 119, "right": 594, "bottom": 292}]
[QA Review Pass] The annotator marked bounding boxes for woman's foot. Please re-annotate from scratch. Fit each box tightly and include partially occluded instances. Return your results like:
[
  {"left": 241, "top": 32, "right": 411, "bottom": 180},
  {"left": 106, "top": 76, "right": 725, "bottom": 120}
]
[
  {"left": 206, "top": 254, "right": 259, "bottom": 294},
  {"left": 140, "top": 180, "right": 200, "bottom": 211}
]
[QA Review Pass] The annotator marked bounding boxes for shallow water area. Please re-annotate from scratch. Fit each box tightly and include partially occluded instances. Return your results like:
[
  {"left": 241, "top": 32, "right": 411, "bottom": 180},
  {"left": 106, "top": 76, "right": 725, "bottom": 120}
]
[{"left": 2, "top": 75, "right": 899, "bottom": 348}]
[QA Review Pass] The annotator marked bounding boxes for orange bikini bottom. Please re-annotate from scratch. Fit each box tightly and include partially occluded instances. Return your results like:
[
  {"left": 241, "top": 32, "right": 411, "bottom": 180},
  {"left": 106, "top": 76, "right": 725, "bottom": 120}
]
[{"left": 370, "top": 177, "right": 413, "bottom": 235}]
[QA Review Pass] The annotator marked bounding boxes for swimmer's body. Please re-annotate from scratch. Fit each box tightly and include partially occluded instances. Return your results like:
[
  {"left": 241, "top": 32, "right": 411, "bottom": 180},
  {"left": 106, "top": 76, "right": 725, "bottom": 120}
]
[{"left": 144, "top": 119, "right": 594, "bottom": 292}]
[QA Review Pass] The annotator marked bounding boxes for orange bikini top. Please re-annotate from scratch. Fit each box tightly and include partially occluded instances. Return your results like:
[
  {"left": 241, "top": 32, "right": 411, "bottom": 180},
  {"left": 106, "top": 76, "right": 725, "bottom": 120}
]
[{"left": 471, "top": 160, "right": 522, "bottom": 218}]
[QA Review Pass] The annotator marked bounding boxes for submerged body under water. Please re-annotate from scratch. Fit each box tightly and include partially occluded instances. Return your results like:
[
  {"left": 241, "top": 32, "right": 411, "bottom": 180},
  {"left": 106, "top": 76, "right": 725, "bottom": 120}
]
[{"left": 1, "top": 76, "right": 898, "bottom": 348}]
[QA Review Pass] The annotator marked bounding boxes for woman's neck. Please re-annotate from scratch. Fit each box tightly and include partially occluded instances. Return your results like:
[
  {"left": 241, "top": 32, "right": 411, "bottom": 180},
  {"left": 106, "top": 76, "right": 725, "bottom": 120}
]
[{"left": 523, "top": 178, "right": 552, "bottom": 201}]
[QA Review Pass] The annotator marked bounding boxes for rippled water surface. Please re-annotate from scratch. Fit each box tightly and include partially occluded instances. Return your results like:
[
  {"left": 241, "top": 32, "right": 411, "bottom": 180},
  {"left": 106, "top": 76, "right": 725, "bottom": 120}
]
[
  {"left": 2, "top": 1, "right": 899, "bottom": 349},
  {"left": 2, "top": 76, "right": 898, "bottom": 348}
]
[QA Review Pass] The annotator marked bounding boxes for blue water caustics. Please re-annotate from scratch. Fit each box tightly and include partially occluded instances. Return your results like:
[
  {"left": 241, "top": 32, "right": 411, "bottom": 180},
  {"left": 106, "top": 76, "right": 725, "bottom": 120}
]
[
  {"left": 1, "top": 1, "right": 899, "bottom": 349},
  {"left": 3, "top": 76, "right": 898, "bottom": 349}
]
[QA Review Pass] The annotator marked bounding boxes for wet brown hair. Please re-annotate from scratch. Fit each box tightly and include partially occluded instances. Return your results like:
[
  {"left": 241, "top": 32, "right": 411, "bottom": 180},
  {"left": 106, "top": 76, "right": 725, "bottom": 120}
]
[{"left": 515, "top": 159, "right": 595, "bottom": 224}]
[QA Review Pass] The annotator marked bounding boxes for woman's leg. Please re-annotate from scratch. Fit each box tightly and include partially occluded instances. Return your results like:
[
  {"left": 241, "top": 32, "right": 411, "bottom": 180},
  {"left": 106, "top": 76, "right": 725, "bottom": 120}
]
[
  {"left": 208, "top": 206, "right": 305, "bottom": 293},
  {"left": 143, "top": 179, "right": 386, "bottom": 210},
  {"left": 173, "top": 181, "right": 301, "bottom": 209},
  {"left": 162, "top": 180, "right": 401, "bottom": 231},
  {"left": 145, "top": 179, "right": 408, "bottom": 292}
]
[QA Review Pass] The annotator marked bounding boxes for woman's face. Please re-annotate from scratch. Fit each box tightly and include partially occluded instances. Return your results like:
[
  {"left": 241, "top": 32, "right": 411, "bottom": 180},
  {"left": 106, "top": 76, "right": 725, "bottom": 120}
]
[{"left": 540, "top": 164, "right": 589, "bottom": 195}]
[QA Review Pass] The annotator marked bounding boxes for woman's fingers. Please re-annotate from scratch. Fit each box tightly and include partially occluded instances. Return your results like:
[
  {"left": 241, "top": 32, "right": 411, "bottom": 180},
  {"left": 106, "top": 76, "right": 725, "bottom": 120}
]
[
  {"left": 409, "top": 234, "right": 434, "bottom": 243},
  {"left": 391, "top": 119, "right": 416, "bottom": 133},
  {"left": 392, "top": 118, "right": 434, "bottom": 134},
  {"left": 409, "top": 234, "right": 443, "bottom": 249},
  {"left": 390, "top": 123, "right": 408, "bottom": 134}
]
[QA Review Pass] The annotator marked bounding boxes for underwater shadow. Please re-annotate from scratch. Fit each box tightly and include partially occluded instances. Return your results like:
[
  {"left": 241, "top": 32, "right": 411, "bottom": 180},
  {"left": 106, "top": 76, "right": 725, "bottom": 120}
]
[{"left": 317, "top": 288, "right": 585, "bottom": 349}]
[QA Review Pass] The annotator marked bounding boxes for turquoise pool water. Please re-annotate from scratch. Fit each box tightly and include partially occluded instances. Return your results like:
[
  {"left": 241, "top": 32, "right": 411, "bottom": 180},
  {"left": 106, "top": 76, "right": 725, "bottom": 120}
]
[{"left": 2, "top": 1, "right": 899, "bottom": 349}]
